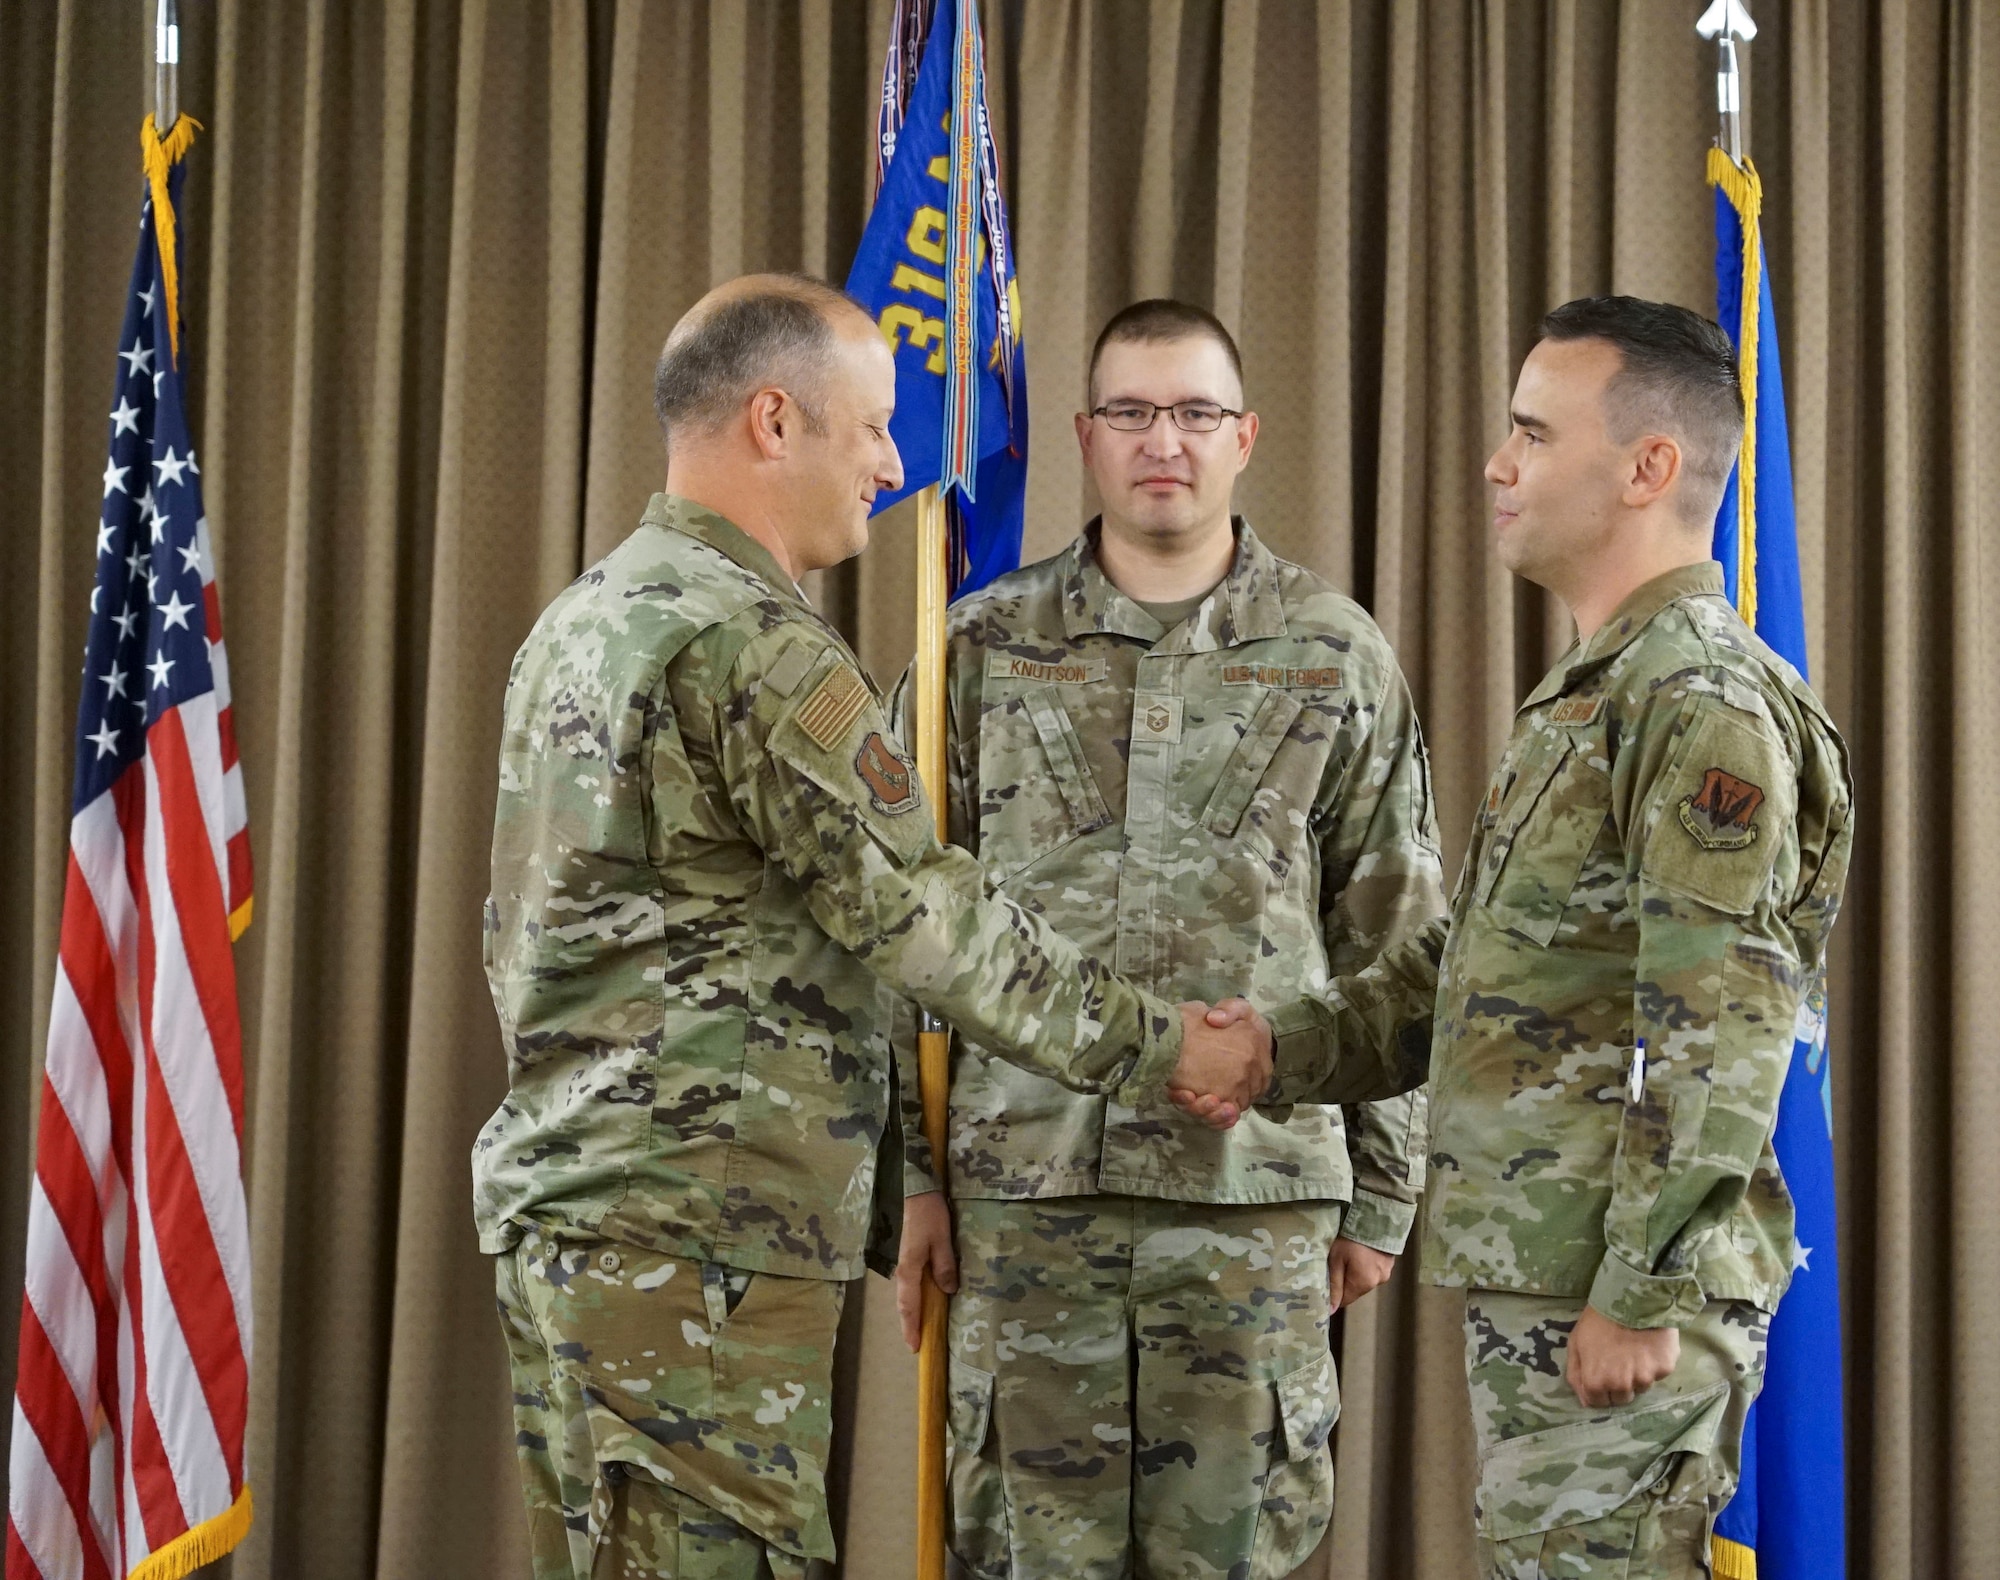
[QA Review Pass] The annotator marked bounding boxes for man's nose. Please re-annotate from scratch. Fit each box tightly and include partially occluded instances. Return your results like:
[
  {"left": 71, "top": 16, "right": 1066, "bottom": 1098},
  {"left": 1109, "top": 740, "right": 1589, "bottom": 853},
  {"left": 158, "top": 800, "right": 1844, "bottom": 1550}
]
[
  {"left": 880, "top": 434, "right": 905, "bottom": 493},
  {"left": 1483, "top": 442, "right": 1512, "bottom": 486},
  {"left": 1142, "top": 413, "right": 1186, "bottom": 458}
]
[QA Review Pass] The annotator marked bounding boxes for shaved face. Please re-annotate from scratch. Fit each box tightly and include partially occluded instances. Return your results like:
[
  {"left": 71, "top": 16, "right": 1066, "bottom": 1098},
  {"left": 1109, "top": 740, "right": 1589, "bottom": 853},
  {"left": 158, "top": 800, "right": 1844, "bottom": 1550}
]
[{"left": 1484, "top": 337, "right": 1634, "bottom": 588}]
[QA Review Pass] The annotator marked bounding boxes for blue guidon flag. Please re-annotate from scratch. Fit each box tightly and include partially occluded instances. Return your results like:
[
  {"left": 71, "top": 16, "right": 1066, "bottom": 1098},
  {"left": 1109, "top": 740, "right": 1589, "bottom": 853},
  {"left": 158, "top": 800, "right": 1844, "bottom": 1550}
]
[
  {"left": 1706, "top": 144, "right": 1843, "bottom": 1580},
  {"left": 848, "top": 0, "right": 1027, "bottom": 595}
]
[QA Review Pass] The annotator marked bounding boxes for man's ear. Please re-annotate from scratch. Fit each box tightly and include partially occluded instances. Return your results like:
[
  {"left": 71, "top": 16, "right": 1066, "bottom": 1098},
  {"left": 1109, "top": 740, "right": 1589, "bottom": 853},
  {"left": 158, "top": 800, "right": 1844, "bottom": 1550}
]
[
  {"left": 1624, "top": 433, "right": 1683, "bottom": 511},
  {"left": 748, "top": 388, "right": 791, "bottom": 460}
]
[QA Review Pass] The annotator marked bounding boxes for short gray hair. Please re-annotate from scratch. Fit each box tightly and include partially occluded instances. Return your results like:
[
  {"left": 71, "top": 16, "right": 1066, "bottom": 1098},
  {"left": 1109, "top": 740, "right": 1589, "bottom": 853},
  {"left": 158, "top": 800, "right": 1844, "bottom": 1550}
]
[{"left": 652, "top": 274, "right": 866, "bottom": 441}]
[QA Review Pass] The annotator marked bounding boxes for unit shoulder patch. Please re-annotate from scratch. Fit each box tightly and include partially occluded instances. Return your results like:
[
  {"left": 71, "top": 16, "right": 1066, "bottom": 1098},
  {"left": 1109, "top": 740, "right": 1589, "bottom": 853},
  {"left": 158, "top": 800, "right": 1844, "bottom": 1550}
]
[
  {"left": 1679, "top": 767, "right": 1765, "bottom": 851},
  {"left": 856, "top": 732, "right": 920, "bottom": 814},
  {"left": 985, "top": 654, "right": 1107, "bottom": 685},
  {"left": 795, "top": 664, "right": 871, "bottom": 751}
]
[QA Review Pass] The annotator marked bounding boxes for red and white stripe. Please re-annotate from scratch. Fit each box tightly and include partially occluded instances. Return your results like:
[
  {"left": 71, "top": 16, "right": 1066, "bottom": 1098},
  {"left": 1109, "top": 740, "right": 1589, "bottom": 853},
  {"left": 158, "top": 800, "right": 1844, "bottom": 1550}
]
[{"left": 8, "top": 615, "right": 252, "bottom": 1579}]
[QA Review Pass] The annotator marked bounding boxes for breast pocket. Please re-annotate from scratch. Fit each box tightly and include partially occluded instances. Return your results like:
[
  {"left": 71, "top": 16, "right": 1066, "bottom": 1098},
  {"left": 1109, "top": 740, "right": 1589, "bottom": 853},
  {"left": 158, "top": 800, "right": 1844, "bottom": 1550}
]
[
  {"left": 976, "top": 686, "right": 1112, "bottom": 885},
  {"left": 1199, "top": 688, "right": 1324, "bottom": 883},
  {"left": 1475, "top": 741, "right": 1608, "bottom": 947}
]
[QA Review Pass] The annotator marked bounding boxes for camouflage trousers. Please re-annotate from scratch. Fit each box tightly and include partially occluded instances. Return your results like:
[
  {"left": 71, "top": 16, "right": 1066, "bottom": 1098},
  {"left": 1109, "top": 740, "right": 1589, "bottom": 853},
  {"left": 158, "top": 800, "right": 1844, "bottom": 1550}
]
[
  {"left": 495, "top": 1232, "right": 845, "bottom": 1579},
  {"left": 1464, "top": 1291, "right": 1769, "bottom": 1579},
  {"left": 946, "top": 1196, "right": 1344, "bottom": 1580}
]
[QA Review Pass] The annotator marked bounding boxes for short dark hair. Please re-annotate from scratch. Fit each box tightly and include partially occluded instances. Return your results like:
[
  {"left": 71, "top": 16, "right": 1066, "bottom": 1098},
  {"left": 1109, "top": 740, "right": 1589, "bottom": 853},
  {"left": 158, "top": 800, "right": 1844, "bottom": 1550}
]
[
  {"left": 652, "top": 274, "right": 866, "bottom": 440},
  {"left": 1087, "top": 299, "right": 1244, "bottom": 405},
  {"left": 1536, "top": 296, "right": 1744, "bottom": 525}
]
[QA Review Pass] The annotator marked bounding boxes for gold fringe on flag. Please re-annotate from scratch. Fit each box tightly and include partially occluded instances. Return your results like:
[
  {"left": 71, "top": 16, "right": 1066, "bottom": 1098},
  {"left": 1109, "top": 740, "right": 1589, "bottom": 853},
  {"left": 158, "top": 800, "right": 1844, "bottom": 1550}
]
[
  {"left": 139, "top": 113, "right": 203, "bottom": 365},
  {"left": 1707, "top": 144, "right": 1762, "bottom": 630},
  {"left": 1711, "top": 1531, "right": 1758, "bottom": 1579},
  {"left": 126, "top": 1484, "right": 253, "bottom": 1580}
]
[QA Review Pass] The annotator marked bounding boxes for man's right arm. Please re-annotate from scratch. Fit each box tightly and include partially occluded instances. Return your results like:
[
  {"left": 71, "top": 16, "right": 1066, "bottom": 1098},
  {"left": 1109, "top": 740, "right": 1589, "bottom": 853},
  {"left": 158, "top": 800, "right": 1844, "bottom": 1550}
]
[
  {"left": 1262, "top": 918, "right": 1446, "bottom": 1103},
  {"left": 691, "top": 622, "right": 1268, "bottom": 1114},
  {"left": 1182, "top": 917, "right": 1446, "bottom": 1125}
]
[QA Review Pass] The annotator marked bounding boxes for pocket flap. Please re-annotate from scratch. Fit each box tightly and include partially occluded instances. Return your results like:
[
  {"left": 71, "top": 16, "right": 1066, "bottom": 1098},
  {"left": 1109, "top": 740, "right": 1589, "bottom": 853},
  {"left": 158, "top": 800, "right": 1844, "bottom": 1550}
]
[
  {"left": 1024, "top": 688, "right": 1112, "bottom": 835},
  {"left": 1274, "top": 1351, "right": 1341, "bottom": 1462},
  {"left": 1474, "top": 1379, "right": 1730, "bottom": 1541},
  {"left": 1203, "top": 688, "right": 1304, "bottom": 836},
  {"left": 948, "top": 1354, "right": 996, "bottom": 1454},
  {"left": 580, "top": 1387, "right": 835, "bottom": 1559}
]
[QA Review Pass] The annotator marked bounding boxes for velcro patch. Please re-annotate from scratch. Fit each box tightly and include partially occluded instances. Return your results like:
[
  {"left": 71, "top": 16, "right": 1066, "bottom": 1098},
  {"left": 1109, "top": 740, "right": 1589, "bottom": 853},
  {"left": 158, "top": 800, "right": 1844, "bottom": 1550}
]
[
  {"left": 763, "top": 638, "right": 819, "bottom": 699},
  {"left": 986, "top": 654, "right": 1107, "bottom": 685},
  {"left": 856, "top": 732, "right": 920, "bottom": 814},
  {"left": 1550, "top": 695, "right": 1605, "bottom": 726},
  {"left": 1133, "top": 694, "right": 1184, "bottom": 743},
  {"left": 1679, "top": 768, "right": 1765, "bottom": 850},
  {"left": 1221, "top": 664, "right": 1342, "bottom": 689},
  {"left": 795, "top": 665, "right": 870, "bottom": 751}
]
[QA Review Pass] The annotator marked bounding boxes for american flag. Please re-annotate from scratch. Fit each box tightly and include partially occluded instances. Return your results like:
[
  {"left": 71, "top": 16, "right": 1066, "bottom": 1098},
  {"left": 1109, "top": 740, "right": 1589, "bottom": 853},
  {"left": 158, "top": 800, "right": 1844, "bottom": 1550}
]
[{"left": 8, "top": 130, "right": 253, "bottom": 1580}]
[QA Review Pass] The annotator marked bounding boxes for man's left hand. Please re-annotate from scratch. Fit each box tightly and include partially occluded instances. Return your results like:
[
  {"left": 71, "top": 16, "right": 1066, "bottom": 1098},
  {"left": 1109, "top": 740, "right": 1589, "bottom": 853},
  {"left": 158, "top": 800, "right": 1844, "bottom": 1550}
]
[
  {"left": 1565, "top": 1305, "right": 1680, "bottom": 1407},
  {"left": 1327, "top": 1238, "right": 1396, "bottom": 1310}
]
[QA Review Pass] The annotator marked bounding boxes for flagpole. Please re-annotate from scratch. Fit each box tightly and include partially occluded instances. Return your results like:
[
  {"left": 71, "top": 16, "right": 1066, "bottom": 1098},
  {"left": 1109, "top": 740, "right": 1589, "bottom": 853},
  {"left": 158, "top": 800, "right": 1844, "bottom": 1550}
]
[
  {"left": 154, "top": 0, "right": 180, "bottom": 137},
  {"left": 912, "top": 482, "right": 952, "bottom": 1580}
]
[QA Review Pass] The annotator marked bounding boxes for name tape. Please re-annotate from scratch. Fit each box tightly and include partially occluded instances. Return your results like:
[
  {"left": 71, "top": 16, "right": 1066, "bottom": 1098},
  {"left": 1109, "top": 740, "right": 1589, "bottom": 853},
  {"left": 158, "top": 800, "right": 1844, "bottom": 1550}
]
[{"left": 986, "top": 654, "right": 1108, "bottom": 685}]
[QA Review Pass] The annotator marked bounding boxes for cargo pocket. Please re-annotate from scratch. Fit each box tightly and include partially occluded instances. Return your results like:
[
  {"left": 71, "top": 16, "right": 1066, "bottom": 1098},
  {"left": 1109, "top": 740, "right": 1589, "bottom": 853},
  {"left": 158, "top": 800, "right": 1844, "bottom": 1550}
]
[
  {"left": 1248, "top": 1352, "right": 1339, "bottom": 1579},
  {"left": 1473, "top": 1378, "right": 1731, "bottom": 1542},
  {"left": 946, "top": 1355, "right": 1010, "bottom": 1577}
]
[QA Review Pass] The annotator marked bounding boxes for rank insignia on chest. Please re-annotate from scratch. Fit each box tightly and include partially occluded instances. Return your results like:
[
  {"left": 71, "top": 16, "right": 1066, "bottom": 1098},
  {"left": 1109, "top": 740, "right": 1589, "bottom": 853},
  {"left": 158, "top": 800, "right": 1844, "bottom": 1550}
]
[
  {"left": 1679, "top": 767, "right": 1765, "bottom": 850},
  {"left": 856, "top": 731, "right": 919, "bottom": 814},
  {"left": 1134, "top": 694, "right": 1184, "bottom": 743}
]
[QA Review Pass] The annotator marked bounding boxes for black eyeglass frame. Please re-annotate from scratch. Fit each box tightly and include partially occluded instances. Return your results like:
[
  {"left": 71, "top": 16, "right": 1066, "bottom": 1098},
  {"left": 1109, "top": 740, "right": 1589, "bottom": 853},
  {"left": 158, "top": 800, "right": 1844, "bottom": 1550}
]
[{"left": 1088, "top": 399, "right": 1246, "bottom": 433}]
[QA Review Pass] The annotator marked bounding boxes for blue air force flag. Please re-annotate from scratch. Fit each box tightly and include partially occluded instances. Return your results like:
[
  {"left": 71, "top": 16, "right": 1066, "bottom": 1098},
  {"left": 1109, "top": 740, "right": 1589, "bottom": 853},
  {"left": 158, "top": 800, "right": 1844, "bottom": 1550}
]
[
  {"left": 847, "top": 0, "right": 1027, "bottom": 595},
  {"left": 1707, "top": 146, "right": 1845, "bottom": 1580}
]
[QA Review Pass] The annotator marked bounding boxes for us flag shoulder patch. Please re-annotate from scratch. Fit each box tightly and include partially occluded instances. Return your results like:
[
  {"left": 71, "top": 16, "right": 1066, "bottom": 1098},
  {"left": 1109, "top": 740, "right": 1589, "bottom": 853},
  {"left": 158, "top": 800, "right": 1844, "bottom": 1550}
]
[{"left": 795, "top": 664, "right": 870, "bottom": 750}]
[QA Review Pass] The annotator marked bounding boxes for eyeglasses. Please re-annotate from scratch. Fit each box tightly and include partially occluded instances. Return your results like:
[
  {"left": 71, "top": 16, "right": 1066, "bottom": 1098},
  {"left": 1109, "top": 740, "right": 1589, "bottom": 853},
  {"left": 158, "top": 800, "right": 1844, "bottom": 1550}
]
[{"left": 1090, "top": 399, "right": 1244, "bottom": 433}]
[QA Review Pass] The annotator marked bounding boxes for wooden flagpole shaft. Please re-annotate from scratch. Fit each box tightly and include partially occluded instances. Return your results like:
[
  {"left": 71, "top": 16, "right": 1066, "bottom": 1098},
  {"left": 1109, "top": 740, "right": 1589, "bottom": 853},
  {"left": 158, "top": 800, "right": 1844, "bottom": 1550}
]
[{"left": 913, "top": 485, "right": 952, "bottom": 1580}]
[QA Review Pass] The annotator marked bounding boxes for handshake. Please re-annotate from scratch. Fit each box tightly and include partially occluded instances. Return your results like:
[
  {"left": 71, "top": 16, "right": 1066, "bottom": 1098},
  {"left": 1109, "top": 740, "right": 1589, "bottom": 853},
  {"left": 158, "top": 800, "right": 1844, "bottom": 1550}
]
[{"left": 1164, "top": 999, "right": 1272, "bottom": 1130}]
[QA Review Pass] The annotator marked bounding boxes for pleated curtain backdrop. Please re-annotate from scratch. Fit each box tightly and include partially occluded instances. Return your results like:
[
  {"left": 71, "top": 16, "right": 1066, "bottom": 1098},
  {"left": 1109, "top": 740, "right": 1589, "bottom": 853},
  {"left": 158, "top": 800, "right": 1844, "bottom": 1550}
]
[{"left": 3, "top": 4, "right": 1995, "bottom": 1578}]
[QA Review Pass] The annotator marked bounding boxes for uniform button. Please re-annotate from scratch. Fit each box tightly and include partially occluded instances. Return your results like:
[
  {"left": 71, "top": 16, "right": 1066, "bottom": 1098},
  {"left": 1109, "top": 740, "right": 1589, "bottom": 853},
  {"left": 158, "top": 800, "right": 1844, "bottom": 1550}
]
[{"left": 598, "top": 1250, "right": 622, "bottom": 1274}]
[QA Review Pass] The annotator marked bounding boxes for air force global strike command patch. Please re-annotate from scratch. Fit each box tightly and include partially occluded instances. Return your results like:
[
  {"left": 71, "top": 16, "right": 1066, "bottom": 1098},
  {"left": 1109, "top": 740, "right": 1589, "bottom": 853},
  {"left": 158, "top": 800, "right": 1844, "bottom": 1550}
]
[
  {"left": 857, "top": 732, "right": 919, "bottom": 814},
  {"left": 1680, "top": 767, "right": 1765, "bottom": 851}
]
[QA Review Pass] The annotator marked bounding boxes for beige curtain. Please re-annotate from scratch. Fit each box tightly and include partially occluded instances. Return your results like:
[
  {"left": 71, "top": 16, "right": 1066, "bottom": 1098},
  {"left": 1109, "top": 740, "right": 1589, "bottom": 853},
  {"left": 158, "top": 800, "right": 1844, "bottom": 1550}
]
[{"left": 4, "top": 3, "right": 1995, "bottom": 1576}]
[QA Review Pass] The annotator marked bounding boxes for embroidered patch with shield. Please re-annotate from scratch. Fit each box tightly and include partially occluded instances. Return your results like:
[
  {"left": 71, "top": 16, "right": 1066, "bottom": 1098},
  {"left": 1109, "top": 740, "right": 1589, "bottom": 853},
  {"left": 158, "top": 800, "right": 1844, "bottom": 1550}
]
[
  {"left": 856, "top": 732, "right": 919, "bottom": 815},
  {"left": 1679, "top": 767, "right": 1765, "bottom": 850}
]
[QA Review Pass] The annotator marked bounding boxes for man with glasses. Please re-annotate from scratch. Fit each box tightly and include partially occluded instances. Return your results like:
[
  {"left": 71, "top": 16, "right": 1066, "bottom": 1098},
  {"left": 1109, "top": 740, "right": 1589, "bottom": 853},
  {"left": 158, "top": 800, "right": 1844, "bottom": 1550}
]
[{"left": 890, "top": 299, "right": 1445, "bottom": 1579}]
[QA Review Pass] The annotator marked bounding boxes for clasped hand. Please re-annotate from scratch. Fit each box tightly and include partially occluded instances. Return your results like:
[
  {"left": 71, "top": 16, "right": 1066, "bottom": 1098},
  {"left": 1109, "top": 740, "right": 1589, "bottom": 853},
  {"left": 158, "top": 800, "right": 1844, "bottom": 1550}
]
[{"left": 1164, "top": 998, "right": 1272, "bottom": 1131}]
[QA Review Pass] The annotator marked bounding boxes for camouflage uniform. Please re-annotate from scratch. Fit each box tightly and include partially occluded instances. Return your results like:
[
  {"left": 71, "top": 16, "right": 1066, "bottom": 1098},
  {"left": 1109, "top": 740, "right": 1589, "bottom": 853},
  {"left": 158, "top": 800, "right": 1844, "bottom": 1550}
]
[
  {"left": 893, "top": 522, "right": 1446, "bottom": 1579},
  {"left": 1264, "top": 563, "right": 1854, "bottom": 1576},
  {"left": 475, "top": 495, "right": 1188, "bottom": 1577}
]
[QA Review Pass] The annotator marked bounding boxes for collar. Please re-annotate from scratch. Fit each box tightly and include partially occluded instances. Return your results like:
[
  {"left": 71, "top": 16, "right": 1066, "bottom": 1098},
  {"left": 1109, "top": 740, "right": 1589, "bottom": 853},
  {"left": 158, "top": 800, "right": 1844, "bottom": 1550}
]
[
  {"left": 1058, "top": 517, "right": 1288, "bottom": 652},
  {"left": 641, "top": 492, "right": 809, "bottom": 607},
  {"left": 1523, "top": 560, "right": 1728, "bottom": 709}
]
